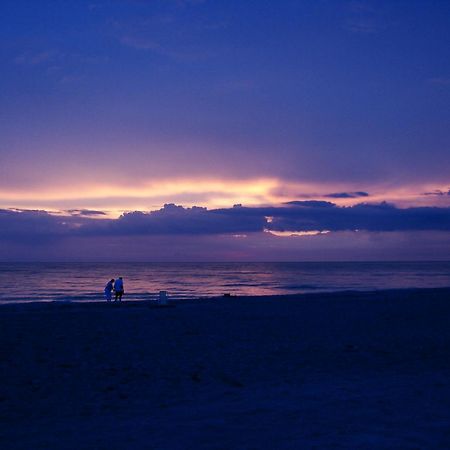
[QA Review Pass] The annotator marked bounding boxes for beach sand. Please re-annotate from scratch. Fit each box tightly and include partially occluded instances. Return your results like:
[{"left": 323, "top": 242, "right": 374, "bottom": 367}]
[{"left": 1, "top": 288, "right": 450, "bottom": 449}]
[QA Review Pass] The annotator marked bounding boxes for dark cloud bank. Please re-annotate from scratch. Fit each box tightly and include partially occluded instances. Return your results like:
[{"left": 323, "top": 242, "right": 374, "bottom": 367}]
[{"left": 1, "top": 201, "right": 450, "bottom": 242}]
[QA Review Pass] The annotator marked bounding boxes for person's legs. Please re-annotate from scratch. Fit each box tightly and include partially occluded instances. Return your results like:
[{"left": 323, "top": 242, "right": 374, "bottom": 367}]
[
  {"left": 114, "top": 291, "right": 119, "bottom": 302},
  {"left": 118, "top": 291, "right": 123, "bottom": 301}
]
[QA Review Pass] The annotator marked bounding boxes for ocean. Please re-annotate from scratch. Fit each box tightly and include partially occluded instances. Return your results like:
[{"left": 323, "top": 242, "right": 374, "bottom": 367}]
[{"left": 0, "top": 261, "right": 449, "bottom": 303}]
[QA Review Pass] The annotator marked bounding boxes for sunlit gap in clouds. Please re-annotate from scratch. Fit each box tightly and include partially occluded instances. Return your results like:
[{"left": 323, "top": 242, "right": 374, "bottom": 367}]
[
  {"left": 265, "top": 230, "right": 331, "bottom": 237},
  {"left": 263, "top": 215, "right": 332, "bottom": 237}
]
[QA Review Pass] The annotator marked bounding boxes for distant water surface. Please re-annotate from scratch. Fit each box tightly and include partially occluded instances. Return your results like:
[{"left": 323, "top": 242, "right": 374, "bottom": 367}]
[{"left": 0, "top": 262, "right": 449, "bottom": 303}]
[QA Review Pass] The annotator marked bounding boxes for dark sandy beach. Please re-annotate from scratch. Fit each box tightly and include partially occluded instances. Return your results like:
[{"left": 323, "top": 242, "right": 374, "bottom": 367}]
[{"left": 1, "top": 288, "right": 450, "bottom": 449}]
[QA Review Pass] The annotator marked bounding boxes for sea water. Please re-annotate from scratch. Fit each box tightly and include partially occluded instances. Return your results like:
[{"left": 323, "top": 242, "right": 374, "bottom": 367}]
[{"left": 0, "top": 261, "right": 449, "bottom": 303}]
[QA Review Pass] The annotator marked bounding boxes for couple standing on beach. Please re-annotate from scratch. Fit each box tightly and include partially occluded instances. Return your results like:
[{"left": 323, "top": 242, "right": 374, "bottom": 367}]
[{"left": 104, "top": 277, "right": 125, "bottom": 302}]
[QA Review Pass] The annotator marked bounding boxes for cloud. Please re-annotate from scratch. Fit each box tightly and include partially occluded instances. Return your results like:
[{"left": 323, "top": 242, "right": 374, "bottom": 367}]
[
  {"left": 88, "top": 3, "right": 102, "bottom": 11},
  {"left": 344, "top": 19, "right": 379, "bottom": 34},
  {"left": 215, "top": 79, "right": 257, "bottom": 94},
  {"left": 423, "top": 189, "right": 450, "bottom": 197},
  {"left": 98, "top": 204, "right": 266, "bottom": 235},
  {"left": 343, "top": 1, "right": 385, "bottom": 34},
  {"left": 0, "top": 209, "right": 81, "bottom": 242},
  {"left": 265, "top": 202, "right": 450, "bottom": 233},
  {"left": 65, "top": 209, "right": 107, "bottom": 217},
  {"left": 1, "top": 202, "right": 450, "bottom": 244},
  {"left": 119, "top": 36, "right": 160, "bottom": 51},
  {"left": 123, "top": 0, "right": 206, "bottom": 6},
  {"left": 14, "top": 51, "right": 58, "bottom": 66},
  {"left": 175, "top": 0, "right": 207, "bottom": 6},
  {"left": 283, "top": 201, "right": 335, "bottom": 208},
  {"left": 325, "top": 191, "right": 369, "bottom": 199},
  {"left": 59, "top": 74, "right": 86, "bottom": 85},
  {"left": 428, "top": 77, "right": 450, "bottom": 86},
  {"left": 118, "top": 33, "right": 210, "bottom": 61},
  {"left": 13, "top": 49, "right": 108, "bottom": 85},
  {"left": 101, "top": 1, "right": 215, "bottom": 62}
]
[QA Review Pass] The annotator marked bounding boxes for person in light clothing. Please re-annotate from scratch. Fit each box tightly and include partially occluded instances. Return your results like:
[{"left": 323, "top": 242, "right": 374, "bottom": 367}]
[
  {"left": 104, "top": 279, "right": 114, "bottom": 302},
  {"left": 114, "top": 277, "right": 124, "bottom": 302}
]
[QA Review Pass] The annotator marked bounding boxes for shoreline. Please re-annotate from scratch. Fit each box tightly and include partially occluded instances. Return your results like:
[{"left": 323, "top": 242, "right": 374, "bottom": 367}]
[{"left": 1, "top": 285, "right": 449, "bottom": 310}]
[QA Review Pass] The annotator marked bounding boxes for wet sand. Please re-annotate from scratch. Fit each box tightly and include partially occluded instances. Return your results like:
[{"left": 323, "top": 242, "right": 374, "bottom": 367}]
[{"left": 1, "top": 288, "right": 450, "bottom": 449}]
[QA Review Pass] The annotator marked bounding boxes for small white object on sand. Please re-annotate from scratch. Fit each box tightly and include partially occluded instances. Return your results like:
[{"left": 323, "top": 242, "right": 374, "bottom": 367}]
[{"left": 158, "top": 290, "right": 168, "bottom": 305}]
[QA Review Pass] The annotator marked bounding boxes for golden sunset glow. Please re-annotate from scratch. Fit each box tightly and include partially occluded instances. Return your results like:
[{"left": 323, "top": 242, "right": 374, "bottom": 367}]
[
  {"left": 0, "top": 177, "right": 448, "bottom": 218},
  {"left": 0, "top": 178, "right": 279, "bottom": 216},
  {"left": 0, "top": 178, "right": 274, "bottom": 201}
]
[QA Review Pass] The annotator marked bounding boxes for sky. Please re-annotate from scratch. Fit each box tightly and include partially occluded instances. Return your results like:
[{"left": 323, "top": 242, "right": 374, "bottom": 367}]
[{"left": 0, "top": 0, "right": 449, "bottom": 261}]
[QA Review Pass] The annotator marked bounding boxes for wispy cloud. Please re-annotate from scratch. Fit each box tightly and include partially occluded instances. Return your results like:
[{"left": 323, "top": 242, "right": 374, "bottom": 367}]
[
  {"left": 119, "top": 35, "right": 160, "bottom": 51},
  {"left": 13, "top": 48, "right": 109, "bottom": 86},
  {"left": 58, "top": 74, "right": 86, "bottom": 85},
  {"left": 14, "top": 50, "right": 59, "bottom": 66},
  {"left": 175, "top": 0, "right": 207, "bottom": 6},
  {"left": 118, "top": 33, "right": 211, "bottom": 61},
  {"left": 325, "top": 191, "right": 369, "bottom": 199},
  {"left": 214, "top": 79, "right": 257, "bottom": 94},
  {"left": 98, "top": 0, "right": 218, "bottom": 62},
  {"left": 428, "top": 77, "right": 450, "bottom": 86},
  {"left": 125, "top": 0, "right": 207, "bottom": 7},
  {"left": 345, "top": 19, "right": 379, "bottom": 34},
  {"left": 423, "top": 189, "right": 450, "bottom": 197},
  {"left": 343, "top": 1, "right": 385, "bottom": 34},
  {"left": 88, "top": 3, "right": 102, "bottom": 11},
  {"left": 65, "top": 209, "right": 107, "bottom": 217}
]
